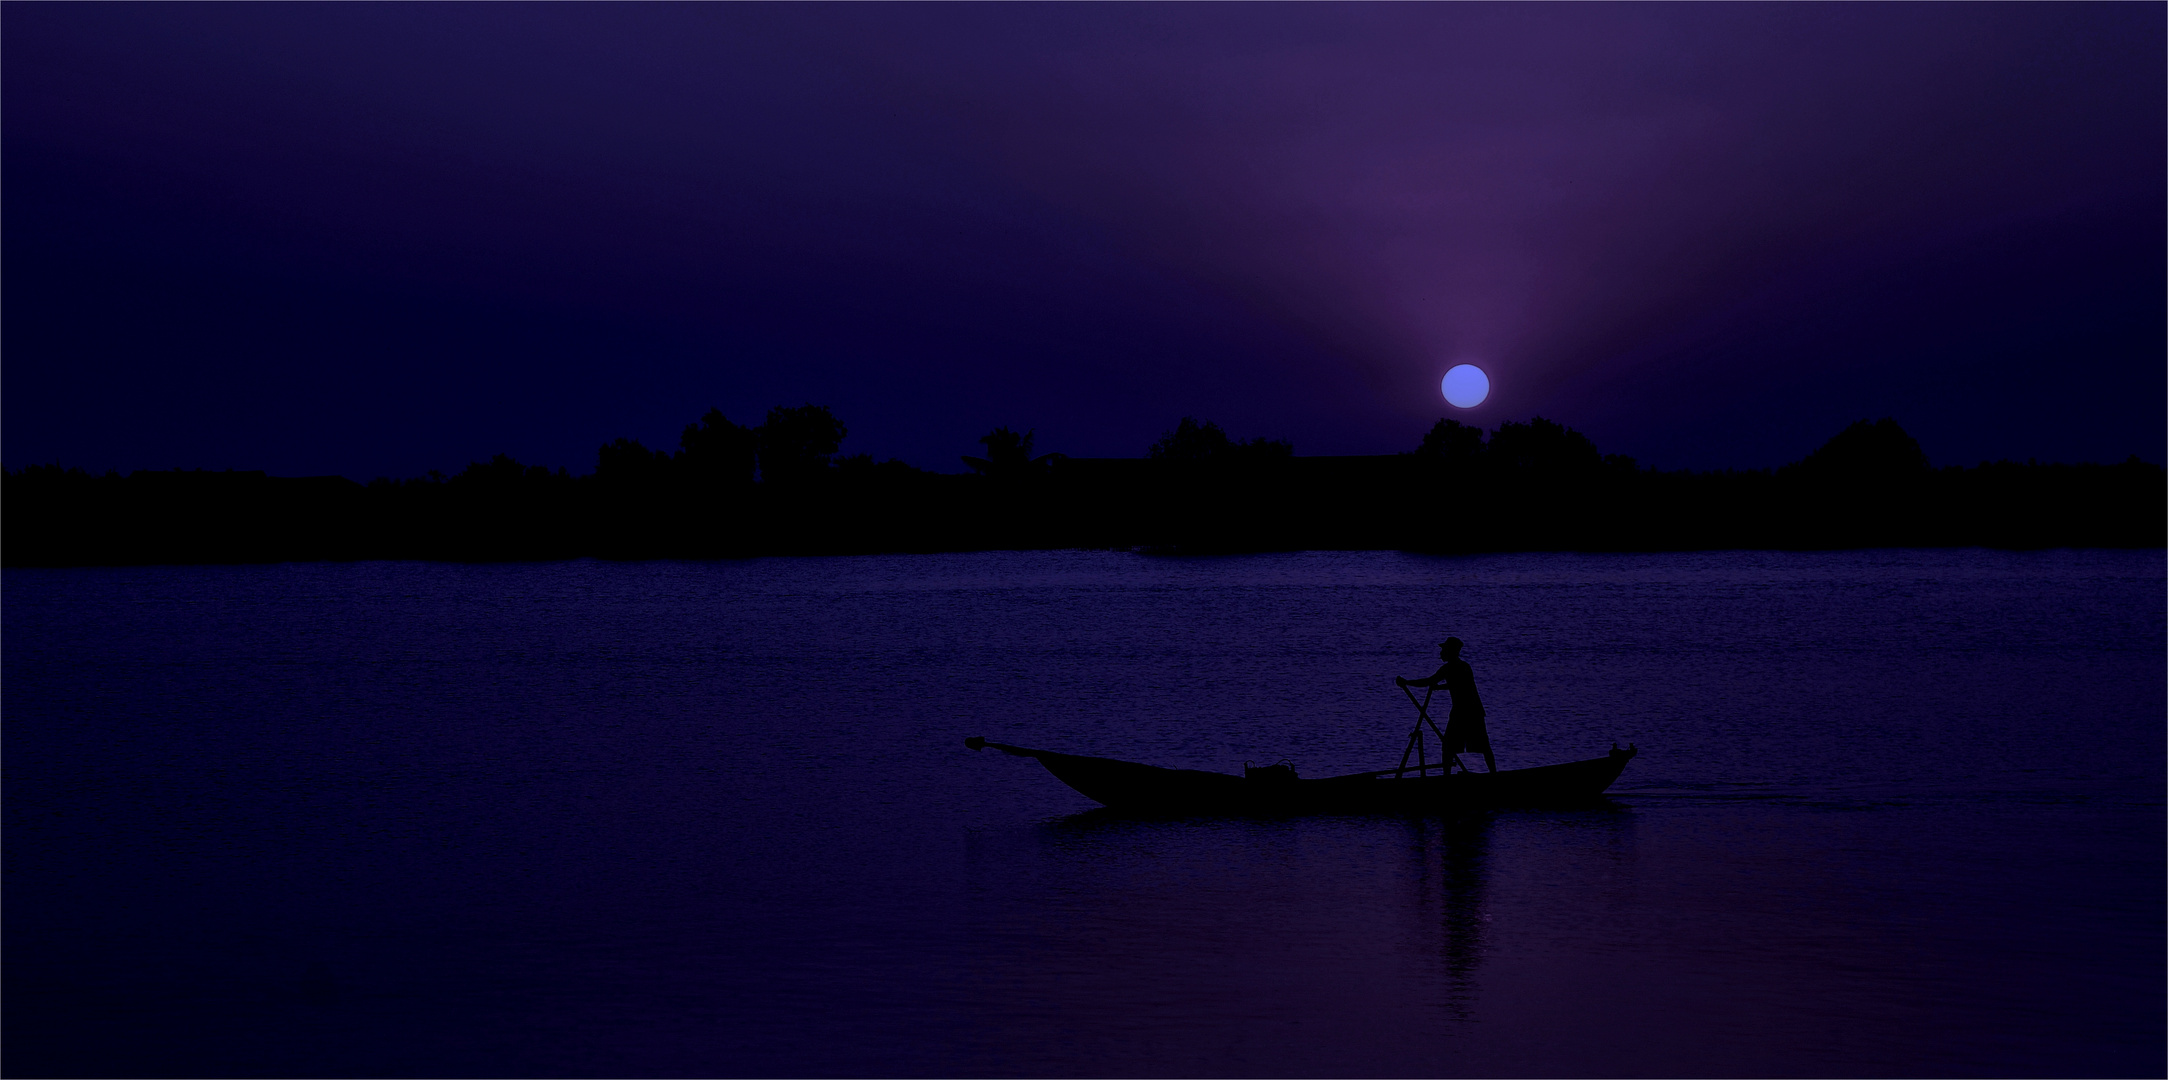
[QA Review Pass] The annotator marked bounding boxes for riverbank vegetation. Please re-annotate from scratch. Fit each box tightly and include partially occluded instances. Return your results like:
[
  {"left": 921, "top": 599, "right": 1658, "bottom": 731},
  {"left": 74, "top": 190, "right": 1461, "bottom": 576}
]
[{"left": 6, "top": 409, "right": 2160, "bottom": 565}]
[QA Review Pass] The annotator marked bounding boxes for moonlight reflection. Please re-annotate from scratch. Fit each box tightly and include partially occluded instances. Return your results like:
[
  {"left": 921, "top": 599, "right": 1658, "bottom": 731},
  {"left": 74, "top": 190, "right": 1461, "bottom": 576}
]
[{"left": 1442, "top": 365, "right": 1490, "bottom": 408}]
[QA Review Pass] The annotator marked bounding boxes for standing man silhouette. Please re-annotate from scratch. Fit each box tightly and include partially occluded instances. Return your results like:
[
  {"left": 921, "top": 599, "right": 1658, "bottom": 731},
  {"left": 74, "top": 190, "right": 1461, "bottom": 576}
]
[{"left": 1396, "top": 637, "right": 1495, "bottom": 773}]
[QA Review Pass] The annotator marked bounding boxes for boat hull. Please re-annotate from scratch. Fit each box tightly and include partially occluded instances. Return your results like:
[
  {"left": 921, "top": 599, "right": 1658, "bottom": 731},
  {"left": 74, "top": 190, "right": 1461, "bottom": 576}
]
[{"left": 967, "top": 738, "right": 1636, "bottom": 814}]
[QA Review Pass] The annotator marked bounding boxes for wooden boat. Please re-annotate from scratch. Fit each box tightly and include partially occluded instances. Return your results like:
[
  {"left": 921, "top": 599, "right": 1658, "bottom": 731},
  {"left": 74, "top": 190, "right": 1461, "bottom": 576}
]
[{"left": 964, "top": 736, "right": 1637, "bottom": 814}]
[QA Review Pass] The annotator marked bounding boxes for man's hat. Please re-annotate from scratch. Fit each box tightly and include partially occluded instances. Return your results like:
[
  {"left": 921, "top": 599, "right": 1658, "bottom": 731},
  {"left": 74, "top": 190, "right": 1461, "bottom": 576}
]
[{"left": 1440, "top": 636, "right": 1464, "bottom": 651}]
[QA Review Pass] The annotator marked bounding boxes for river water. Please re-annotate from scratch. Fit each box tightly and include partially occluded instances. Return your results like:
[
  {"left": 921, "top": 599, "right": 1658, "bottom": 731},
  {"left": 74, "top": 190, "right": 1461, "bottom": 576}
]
[{"left": 5, "top": 550, "right": 2161, "bottom": 1077}]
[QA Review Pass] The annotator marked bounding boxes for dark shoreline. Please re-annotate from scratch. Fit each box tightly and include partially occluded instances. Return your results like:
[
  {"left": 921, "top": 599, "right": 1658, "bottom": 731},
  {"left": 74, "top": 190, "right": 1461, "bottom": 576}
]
[{"left": 7, "top": 451, "right": 2160, "bottom": 567}]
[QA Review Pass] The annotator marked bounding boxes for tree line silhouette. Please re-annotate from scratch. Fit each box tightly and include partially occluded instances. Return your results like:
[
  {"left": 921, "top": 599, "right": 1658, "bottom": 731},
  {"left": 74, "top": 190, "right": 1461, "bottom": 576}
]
[{"left": 5, "top": 406, "right": 2161, "bottom": 565}]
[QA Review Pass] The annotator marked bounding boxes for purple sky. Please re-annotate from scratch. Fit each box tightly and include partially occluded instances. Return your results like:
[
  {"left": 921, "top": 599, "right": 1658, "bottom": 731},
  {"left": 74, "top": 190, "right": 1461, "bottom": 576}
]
[{"left": 6, "top": 5, "right": 2160, "bottom": 478}]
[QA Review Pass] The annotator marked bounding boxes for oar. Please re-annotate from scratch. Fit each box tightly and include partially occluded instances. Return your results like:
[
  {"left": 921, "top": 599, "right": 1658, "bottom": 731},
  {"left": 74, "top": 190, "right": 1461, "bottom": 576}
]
[
  {"left": 1395, "top": 682, "right": 1463, "bottom": 777},
  {"left": 1394, "top": 683, "right": 1452, "bottom": 778},
  {"left": 1401, "top": 682, "right": 1449, "bottom": 746},
  {"left": 1393, "top": 683, "right": 1423, "bottom": 776}
]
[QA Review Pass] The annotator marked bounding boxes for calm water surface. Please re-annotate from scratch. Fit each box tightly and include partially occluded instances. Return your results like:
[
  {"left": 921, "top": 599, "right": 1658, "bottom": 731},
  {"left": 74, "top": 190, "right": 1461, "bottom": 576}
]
[{"left": 6, "top": 550, "right": 2162, "bottom": 1077}]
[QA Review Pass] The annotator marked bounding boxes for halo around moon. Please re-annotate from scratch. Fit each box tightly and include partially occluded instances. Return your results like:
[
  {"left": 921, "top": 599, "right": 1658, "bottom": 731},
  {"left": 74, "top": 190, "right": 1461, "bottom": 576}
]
[{"left": 1441, "top": 364, "right": 1489, "bottom": 408}]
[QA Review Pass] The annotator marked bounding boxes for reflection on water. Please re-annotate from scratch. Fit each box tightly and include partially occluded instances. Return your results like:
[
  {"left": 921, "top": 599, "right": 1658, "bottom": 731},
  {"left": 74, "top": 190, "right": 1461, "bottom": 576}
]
[
  {"left": 1412, "top": 814, "right": 1492, "bottom": 1022},
  {"left": 1036, "top": 799, "right": 1642, "bottom": 1034},
  {"left": 997, "top": 802, "right": 1662, "bottom": 1070},
  {"left": 5, "top": 550, "right": 2161, "bottom": 1077}
]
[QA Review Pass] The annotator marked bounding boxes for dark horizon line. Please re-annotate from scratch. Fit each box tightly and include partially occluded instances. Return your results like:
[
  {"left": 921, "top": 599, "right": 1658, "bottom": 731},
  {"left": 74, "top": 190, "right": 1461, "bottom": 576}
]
[
  {"left": 8, "top": 413, "right": 2160, "bottom": 486},
  {"left": 7, "top": 410, "right": 2161, "bottom": 567}
]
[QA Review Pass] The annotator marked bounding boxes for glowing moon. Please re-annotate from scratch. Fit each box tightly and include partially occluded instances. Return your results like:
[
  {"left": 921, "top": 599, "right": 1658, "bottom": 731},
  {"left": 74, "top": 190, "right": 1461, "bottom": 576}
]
[{"left": 1441, "top": 364, "right": 1489, "bottom": 408}]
